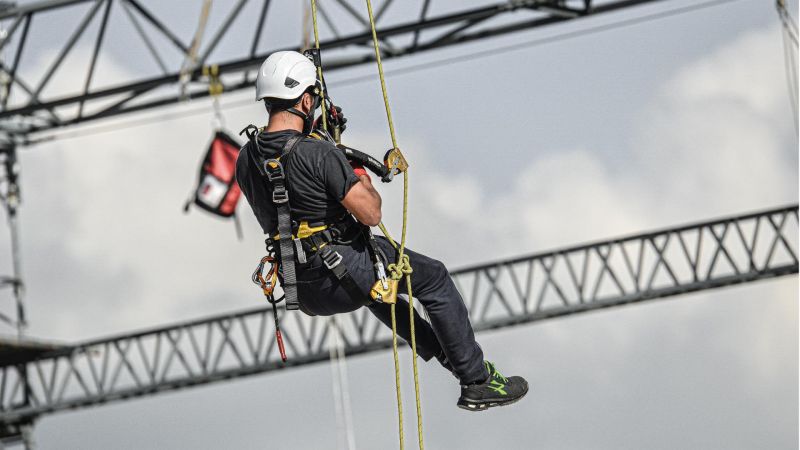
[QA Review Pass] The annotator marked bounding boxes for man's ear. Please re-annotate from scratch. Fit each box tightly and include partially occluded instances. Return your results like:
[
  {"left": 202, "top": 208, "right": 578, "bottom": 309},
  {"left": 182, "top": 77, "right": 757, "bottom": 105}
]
[{"left": 302, "top": 92, "right": 314, "bottom": 113}]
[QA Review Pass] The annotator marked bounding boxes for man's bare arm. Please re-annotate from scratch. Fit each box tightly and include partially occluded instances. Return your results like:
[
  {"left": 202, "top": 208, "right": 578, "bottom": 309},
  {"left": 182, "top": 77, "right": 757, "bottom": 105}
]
[{"left": 341, "top": 175, "right": 382, "bottom": 226}]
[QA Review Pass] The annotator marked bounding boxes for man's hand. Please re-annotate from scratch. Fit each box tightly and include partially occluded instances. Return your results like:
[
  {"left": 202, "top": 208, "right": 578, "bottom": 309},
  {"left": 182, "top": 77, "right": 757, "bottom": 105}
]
[
  {"left": 328, "top": 105, "right": 347, "bottom": 133},
  {"left": 314, "top": 105, "right": 347, "bottom": 135}
]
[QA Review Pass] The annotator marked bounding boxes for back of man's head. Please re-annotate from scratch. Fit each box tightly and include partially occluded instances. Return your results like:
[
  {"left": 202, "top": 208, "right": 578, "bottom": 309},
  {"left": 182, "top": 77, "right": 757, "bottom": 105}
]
[{"left": 256, "top": 51, "right": 318, "bottom": 109}]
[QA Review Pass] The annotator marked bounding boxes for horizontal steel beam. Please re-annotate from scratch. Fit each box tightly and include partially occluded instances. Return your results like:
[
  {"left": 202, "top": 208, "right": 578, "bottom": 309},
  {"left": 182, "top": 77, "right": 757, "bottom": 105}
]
[
  {"left": 0, "top": 204, "right": 795, "bottom": 425},
  {"left": 0, "top": 0, "right": 87, "bottom": 21},
  {"left": 0, "top": 0, "right": 671, "bottom": 135}
]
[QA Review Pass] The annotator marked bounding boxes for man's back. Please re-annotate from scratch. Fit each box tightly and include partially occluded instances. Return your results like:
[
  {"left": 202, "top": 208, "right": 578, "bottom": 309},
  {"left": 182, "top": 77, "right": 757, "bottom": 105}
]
[{"left": 236, "top": 129, "right": 359, "bottom": 235}]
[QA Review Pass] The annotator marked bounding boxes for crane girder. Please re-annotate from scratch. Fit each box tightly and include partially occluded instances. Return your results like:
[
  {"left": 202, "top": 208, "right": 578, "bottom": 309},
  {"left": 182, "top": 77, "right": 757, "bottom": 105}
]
[
  {"left": 0, "top": 0, "right": 669, "bottom": 140},
  {"left": 0, "top": 204, "right": 795, "bottom": 431}
]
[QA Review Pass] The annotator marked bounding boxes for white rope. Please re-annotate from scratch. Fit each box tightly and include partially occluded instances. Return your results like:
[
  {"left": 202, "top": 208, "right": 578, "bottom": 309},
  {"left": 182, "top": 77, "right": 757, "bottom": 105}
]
[
  {"left": 776, "top": 0, "right": 799, "bottom": 129},
  {"left": 211, "top": 96, "right": 225, "bottom": 130},
  {"left": 180, "top": 0, "right": 213, "bottom": 100},
  {"left": 0, "top": 27, "right": 9, "bottom": 106},
  {"left": 328, "top": 316, "right": 356, "bottom": 450},
  {"left": 302, "top": 2, "right": 313, "bottom": 51}
]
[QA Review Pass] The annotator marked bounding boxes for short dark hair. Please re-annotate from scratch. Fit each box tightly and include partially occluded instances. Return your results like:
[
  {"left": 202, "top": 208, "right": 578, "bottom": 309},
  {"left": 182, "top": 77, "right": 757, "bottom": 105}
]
[{"left": 264, "top": 86, "right": 315, "bottom": 114}]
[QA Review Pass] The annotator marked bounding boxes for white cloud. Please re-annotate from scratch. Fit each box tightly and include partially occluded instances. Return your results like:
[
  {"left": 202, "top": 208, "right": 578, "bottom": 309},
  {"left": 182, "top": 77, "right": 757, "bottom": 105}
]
[
  {"left": 399, "top": 23, "right": 797, "bottom": 269},
  {"left": 0, "top": 20, "right": 795, "bottom": 450},
  {"left": 5, "top": 23, "right": 792, "bottom": 340}
]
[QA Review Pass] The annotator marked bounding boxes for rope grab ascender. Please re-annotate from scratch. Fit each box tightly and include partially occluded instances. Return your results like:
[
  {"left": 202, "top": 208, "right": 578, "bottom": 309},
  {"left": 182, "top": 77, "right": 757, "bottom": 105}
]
[{"left": 249, "top": 1, "right": 424, "bottom": 448}]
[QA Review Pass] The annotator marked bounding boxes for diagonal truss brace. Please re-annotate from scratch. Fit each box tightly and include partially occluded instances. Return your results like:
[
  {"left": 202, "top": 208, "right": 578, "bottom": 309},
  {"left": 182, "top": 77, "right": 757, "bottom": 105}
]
[
  {"left": 0, "top": 204, "right": 796, "bottom": 427},
  {"left": 0, "top": 0, "right": 668, "bottom": 136}
]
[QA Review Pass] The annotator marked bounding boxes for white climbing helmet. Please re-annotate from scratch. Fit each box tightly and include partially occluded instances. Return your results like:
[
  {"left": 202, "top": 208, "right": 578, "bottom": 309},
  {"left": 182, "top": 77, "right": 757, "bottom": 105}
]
[{"left": 255, "top": 51, "right": 319, "bottom": 102}]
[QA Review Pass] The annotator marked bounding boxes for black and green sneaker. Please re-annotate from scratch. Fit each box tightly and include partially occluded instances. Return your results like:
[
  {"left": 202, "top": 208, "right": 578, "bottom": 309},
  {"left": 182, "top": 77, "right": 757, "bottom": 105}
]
[{"left": 457, "top": 361, "right": 528, "bottom": 411}]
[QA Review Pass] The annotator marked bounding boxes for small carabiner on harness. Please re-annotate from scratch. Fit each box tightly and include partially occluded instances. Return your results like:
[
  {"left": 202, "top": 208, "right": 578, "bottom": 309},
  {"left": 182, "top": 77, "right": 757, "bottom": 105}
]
[
  {"left": 252, "top": 256, "right": 288, "bottom": 362},
  {"left": 364, "top": 229, "right": 398, "bottom": 304},
  {"left": 252, "top": 256, "right": 278, "bottom": 296}
]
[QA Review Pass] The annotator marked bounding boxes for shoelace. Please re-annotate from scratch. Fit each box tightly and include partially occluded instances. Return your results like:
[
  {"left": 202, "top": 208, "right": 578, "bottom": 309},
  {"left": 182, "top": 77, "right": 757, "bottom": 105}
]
[{"left": 485, "top": 361, "right": 508, "bottom": 383}]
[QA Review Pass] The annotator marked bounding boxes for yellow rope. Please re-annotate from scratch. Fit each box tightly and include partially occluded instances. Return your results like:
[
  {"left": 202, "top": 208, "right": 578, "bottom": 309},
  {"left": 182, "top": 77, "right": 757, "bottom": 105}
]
[
  {"left": 308, "top": 1, "right": 424, "bottom": 447},
  {"left": 365, "top": 0, "right": 424, "bottom": 448},
  {"left": 390, "top": 303, "right": 404, "bottom": 449},
  {"left": 310, "top": 0, "right": 327, "bottom": 134}
]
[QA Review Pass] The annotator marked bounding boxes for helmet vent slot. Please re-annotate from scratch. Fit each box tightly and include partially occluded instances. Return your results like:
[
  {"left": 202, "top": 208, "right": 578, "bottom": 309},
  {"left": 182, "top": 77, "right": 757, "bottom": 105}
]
[{"left": 284, "top": 77, "right": 300, "bottom": 88}]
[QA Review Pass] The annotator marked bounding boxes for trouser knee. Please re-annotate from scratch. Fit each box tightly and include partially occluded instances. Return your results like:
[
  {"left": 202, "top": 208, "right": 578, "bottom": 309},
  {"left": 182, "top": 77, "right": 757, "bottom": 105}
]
[
  {"left": 417, "top": 257, "right": 450, "bottom": 293},
  {"left": 431, "top": 258, "right": 448, "bottom": 277}
]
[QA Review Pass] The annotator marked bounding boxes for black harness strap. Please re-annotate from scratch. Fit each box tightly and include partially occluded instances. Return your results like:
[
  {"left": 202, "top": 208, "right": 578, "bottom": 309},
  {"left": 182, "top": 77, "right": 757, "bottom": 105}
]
[
  {"left": 309, "top": 233, "right": 370, "bottom": 307},
  {"left": 246, "top": 131, "right": 304, "bottom": 310},
  {"left": 269, "top": 134, "right": 304, "bottom": 310}
]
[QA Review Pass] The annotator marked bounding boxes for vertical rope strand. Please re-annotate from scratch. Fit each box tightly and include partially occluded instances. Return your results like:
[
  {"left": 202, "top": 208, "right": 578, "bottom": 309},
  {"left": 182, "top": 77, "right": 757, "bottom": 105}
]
[
  {"left": 365, "top": 1, "right": 424, "bottom": 448},
  {"left": 179, "top": 0, "right": 212, "bottom": 99},
  {"left": 329, "top": 318, "right": 347, "bottom": 450},
  {"left": 390, "top": 304, "right": 405, "bottom": 450},
  {"left": 302, "top": 3, "right": 312, "bottom": 51},
  {"left": 405, "top": 254, "right": 423, "bottom": 450},
  {"left": 364, "top": 0, "right": 398, "bottom": 150},
  {"left": 310, "top": 0, "right": 328, "bottom": 133},
  {"left": 776, "top": 0, "right": 799, "bottom": 129},
  {"left": 329, "top": 316, "right": 357, "bottom": 450}
]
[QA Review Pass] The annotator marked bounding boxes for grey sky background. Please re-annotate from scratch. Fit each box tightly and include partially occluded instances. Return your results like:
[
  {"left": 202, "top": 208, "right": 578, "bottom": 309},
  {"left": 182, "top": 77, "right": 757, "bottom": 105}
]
[{"left": 0, "top": 0, "right": 797, "bottom": 448}]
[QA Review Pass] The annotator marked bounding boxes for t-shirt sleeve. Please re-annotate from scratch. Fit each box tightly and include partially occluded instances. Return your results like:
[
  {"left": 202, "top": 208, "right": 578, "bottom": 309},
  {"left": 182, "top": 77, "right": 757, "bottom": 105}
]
[{"left": 320, "top": 148, "right": 359, "bottom": 201}]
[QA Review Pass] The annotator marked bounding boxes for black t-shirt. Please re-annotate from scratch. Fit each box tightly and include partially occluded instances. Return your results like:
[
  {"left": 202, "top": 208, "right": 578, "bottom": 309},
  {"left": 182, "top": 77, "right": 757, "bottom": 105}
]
[{"left": 236, "top": 129, "right": 359, "bottom": 234}]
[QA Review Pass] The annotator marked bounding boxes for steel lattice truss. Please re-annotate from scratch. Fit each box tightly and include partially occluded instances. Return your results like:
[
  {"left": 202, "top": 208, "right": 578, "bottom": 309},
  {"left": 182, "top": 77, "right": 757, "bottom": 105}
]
[
  {"left": 0, "top": 0, "right": 666, "bottom": 140},
  {"left": 0, "top": 204, "right": 796, "bottom": 428}
]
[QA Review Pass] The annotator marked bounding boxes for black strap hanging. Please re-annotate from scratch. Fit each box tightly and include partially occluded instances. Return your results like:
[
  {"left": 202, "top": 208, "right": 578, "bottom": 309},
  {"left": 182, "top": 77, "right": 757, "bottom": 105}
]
[
  {"left": 264, "top": 135, "right": 305, "bottom": 310},
  {"left": 308, "top": 233, "right": 369, "bottom": 307},
  {"left": 242, "top": 124, "right": 306, "bottom": 311}
]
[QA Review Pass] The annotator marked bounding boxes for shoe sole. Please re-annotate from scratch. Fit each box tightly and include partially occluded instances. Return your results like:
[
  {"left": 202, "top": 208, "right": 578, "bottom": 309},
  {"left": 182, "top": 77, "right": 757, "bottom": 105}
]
[{"left": 456, "top": 384, "right": 529, "bottom": 412}]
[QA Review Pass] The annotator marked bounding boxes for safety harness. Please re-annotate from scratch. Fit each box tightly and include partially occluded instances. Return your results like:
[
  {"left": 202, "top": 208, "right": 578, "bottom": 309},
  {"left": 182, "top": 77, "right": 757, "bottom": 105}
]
[{"left": 242, "top": 125, "right": 373, "bottom": 313}]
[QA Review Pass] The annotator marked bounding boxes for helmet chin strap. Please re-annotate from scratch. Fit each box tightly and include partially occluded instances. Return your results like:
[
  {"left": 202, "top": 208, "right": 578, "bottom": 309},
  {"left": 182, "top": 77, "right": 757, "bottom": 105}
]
[
  {"left": 286, "top": 93, "right": 321, "bottom": 134},
  {"left": 286, "top": 106, "right": 309, "bottom": 123}
]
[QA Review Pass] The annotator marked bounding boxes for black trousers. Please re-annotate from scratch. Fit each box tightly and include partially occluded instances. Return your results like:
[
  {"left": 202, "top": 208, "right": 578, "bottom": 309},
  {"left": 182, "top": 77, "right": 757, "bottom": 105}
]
[{"left": 295, "top": 236, "right": 489, "bottom": 385}]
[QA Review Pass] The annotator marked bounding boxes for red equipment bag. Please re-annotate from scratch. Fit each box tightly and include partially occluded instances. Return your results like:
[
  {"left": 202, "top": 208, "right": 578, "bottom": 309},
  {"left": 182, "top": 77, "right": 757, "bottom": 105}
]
[{"left": 186, "top": 130, "right": 242, "bottom": 218}]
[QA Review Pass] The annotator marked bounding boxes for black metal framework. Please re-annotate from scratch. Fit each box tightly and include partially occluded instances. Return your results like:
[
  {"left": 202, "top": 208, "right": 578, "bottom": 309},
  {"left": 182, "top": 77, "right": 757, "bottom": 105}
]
[
  {"left": 0, "top": 204, "right": 795, "bottom": 430},
  {"left": 0, "top": 0, "right": 668, "bottom": 140},
  {"left": 0, "top": 145, "right": 24, "bottom": 337}
]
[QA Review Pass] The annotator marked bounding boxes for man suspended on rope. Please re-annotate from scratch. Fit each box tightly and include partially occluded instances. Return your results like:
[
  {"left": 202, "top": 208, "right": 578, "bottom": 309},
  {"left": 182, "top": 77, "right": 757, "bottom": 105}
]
[{"left": 236, "top": 51, "right": 528, "bottom": 411}]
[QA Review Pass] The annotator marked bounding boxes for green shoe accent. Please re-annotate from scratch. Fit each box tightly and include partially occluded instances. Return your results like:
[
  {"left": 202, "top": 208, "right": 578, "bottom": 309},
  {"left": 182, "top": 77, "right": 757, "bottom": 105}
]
[
  {"left": 457, "top": 361, "right": 529, "bottom": 411},
  {"left": 488, "top": 379, "right": 507, "bottom": 396},
  {"left": 484, "top": 361, "right": 509, "bottom": 382}
]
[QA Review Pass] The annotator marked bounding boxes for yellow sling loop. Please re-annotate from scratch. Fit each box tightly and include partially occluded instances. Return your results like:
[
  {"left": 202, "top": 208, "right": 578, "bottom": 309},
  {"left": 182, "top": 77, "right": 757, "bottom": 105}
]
[{"left": 309, "top": 1, "right": 424, "bottom": 448}]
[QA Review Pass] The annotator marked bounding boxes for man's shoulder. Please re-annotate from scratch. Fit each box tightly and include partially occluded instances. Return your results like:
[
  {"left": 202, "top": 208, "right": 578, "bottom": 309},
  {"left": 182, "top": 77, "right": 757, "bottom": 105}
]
[
  {"left": 236, "top": 141, "right": 252, "bottom": 166},
  {"left": 295, "top": 135, "right": 340, "bottom": 158},
  {"left": 300, "top": 134, "right": 336, "bottom": 149}
]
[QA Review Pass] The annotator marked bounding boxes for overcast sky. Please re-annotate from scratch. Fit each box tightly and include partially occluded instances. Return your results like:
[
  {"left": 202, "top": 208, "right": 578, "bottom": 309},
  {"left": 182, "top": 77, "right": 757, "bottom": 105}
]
[{"left": 0, "top": 0, "right": 797, "bottom": 449}]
